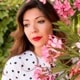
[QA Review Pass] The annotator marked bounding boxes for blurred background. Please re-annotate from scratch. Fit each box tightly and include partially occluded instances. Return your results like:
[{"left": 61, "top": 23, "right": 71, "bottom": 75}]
[{"left": 0, "top": 0, "right": 24, "bottom": 79}]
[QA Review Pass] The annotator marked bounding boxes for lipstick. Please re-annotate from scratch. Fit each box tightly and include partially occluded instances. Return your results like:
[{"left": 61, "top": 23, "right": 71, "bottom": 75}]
[{"left": 32, "top": 36, "right": 42, "bottom": 41}]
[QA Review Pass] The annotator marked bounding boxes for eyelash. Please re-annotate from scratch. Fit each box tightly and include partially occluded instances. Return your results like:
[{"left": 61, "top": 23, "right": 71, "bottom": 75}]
[
  {"left": 38, "top": 20, "right": 45, "bottom": 23},
  {"left": 23, "top": 20, "right": 45, "bottom": 27},
  {"left": 23, "top": 24, "right": 29, "bottom": 27}
]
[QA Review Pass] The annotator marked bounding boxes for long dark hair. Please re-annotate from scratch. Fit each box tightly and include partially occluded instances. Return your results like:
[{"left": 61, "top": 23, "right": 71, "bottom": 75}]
[{"left": 10, "top": 0, "right": 60, "bottom": 57}]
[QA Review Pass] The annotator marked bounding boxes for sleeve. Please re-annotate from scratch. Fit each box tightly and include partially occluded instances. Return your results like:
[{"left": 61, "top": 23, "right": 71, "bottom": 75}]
[{"left": 1, "top": 56, "right": 21, "bottom": 80}]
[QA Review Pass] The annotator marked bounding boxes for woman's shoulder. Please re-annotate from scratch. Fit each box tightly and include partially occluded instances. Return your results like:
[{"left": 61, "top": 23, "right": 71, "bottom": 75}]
[
  {"left": 4, "top": 50, "right": 37, "bottom": 71},
  {"left": 18, "top": 50, "right": 38, "bottom": 71},
  {"left": 2, "top": 51, "right": 35, "bottom": 79},
  {"left": 5, "top": 50, "right": 34, "bottom": 65}
]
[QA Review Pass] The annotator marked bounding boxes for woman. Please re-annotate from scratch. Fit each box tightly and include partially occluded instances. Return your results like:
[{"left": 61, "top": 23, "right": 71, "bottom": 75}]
[{"left": 1, "top": 0, "right": 80, "bottom": 80}]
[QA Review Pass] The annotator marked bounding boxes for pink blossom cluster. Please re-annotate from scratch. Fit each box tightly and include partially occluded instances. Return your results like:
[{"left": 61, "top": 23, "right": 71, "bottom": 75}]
[
  {"left": 53, "top": 0, "right": 80, "bottom": 24},
  {"left": 41, "top": 35, "right": 63, "bottom": 65},
  {"left": 34, "top": 66, "right": 49, "bottom": 80},
  {"left": 53, "top": 0, "right": 75, "bottom": 24},
  {"left": 34, "top": 35, "right": 63, "bottom": 80},
  {"left": 34, "top": 66, "right": 55, "bottom": 80},
  {"left": 74, "top": 0, "right": 80, "bottom": 11},
  {"left": 53, "top": 0, "right": 74, "bottom": 18}
]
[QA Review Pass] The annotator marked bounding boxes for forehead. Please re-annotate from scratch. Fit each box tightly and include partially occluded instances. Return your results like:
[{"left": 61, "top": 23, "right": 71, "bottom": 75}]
[{"left": 23, "top": 8, "right": 45, "bottom": 20}]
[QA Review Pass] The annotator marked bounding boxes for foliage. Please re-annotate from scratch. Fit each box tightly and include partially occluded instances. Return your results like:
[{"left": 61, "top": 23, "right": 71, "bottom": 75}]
[
  {"left": 0, "top": 0, "right": 24, "bottom": 79},
  {"left": 52, "top": 0, "right": 80, "bottom": 79}
]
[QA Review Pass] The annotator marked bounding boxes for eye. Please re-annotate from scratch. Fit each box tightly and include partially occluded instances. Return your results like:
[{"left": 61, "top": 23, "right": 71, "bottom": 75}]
[
  {"left": 38, "top": 20, "right": 45, "bottom": 24},
  {"left": 23, "top": 24, "right": 30, "bottom": 27}
]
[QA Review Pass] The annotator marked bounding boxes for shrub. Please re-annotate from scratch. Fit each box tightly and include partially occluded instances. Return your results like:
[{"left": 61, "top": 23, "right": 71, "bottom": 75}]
[{"left": 0, "top": 0, "right": 24, "bottom": 79}]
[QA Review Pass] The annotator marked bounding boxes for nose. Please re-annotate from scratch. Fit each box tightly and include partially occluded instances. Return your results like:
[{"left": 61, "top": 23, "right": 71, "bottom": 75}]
[{"left": 30, "top": 23, "right": 38, "bottom": 33}]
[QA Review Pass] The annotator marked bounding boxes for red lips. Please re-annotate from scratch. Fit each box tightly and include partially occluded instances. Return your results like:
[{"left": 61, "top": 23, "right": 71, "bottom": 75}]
[{"left": 32, "top": 36, "right": 42, "bottom": 41}]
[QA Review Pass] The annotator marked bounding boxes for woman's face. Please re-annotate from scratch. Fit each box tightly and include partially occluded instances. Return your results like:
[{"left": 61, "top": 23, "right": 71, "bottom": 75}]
[{"left": 23, "top": 8, "right": 53, "bottom": 48}]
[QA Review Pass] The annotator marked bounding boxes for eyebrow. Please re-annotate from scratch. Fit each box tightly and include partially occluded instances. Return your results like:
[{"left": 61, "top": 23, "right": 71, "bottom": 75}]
[{"left": 23, "top": 16, "right": 45, "bottom": 21}]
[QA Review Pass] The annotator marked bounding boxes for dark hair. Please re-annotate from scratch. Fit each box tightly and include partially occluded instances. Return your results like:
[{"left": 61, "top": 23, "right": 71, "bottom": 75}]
[{"left": 10, "top": 0, "right": 60, "bottom": 57}]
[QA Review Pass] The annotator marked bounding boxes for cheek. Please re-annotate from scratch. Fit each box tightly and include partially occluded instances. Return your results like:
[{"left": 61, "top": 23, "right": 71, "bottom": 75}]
[
  {"left": 44, "top": 25, "right": 53, "bottom": 35},
  {"left": 45, "top": 22, "right": 53, "bottom": 34},
  {"left": 42, "top": 26, "right": 53, "bottom": 41}
]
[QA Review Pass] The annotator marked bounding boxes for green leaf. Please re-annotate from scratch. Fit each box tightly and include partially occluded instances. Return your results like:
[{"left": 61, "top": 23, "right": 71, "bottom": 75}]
[
  {"left": 0, "top": 0, "right": 24, "bottom": 79},
  {"left": 0, "top": 32, "right": 4, "bottom": 45},
  {"left": 51, "top": 60, "right": 69, "bottom": 73},
  {"left": 0, "top": 11, "right": 8, "bottom": 19}
]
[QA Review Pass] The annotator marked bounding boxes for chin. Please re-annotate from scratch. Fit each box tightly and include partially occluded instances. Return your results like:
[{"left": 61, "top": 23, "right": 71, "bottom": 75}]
[{"left": 34, "top": 43, "right": 45, "bottom": 48}]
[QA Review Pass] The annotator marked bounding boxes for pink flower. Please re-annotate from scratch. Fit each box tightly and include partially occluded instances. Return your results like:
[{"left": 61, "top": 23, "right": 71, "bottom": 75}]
[
  {"left": 34, "top": 66, "right": 56, "bottom": 80},
  {"left": 74, "top": 0, "right": 80, "bottom": 11},
  {"left": 34, "top": 67, "right": 43, "bottom": 80},
  {"left": 48, "top": 75, "right": 56, "bottom": 80},
  {"left": 26, "top": 0, "right": 46, "bottom": 4},
  {"left": 48, "top": 35, "right": 63, "bottom": 49},
  {"left": 75, "top": 42, "right": 80, "bottom": 52},
  {"left": 34, "top": 66, "right": 50, "bottom": 80},
  {"left": 39, "top": 0, "right": 47, "bottom": 4},
  {"left": 41, "top": 35, "right": 63, "bottom": 64},
  {"left": 53, "top": 0, "right": 63, "bottom": 16},
  {"left": 42, "top": 45, "right": 53, "bottom": 63},
  {"left": 26, "top": 0, "right": 30, "bottom": 3},
  {"left": 76, "top": 42, "right": 80, "bottom": 48},
  {"left": 77, "top": 60, "right": 80, "bottom": 66},
  {"left": 53, "top": 0, "right": 75, "bottom": 24},
  {"left": 63, "top": 0, "right": 74, "bottom": 17}
]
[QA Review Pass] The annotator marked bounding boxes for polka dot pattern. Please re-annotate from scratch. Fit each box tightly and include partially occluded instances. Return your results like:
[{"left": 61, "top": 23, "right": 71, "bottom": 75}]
[{"left": 1, "top": 51, "right": 50, "bottom": 80}]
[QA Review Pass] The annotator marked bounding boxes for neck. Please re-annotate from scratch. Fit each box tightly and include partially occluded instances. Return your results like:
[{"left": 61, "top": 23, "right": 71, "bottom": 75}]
[{"left": 34, "top": 47, "right": 42, "bottom": 57}]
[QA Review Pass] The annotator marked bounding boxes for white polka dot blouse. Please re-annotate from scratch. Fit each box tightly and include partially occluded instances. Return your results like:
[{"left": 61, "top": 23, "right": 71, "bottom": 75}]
[{"left": 1, "top": 51, "right": 50, "bottom": 80}]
